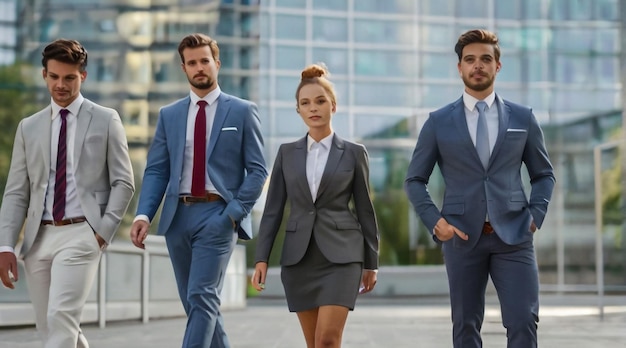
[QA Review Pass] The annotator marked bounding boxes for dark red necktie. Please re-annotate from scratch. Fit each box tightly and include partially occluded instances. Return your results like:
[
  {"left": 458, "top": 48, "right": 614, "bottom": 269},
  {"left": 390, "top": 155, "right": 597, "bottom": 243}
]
[
  {"left": 53, "top": 109, "right": 69, "bottom": 221},
  {"left": 191, "top": 100, "right": 208, "bottom": 197}
]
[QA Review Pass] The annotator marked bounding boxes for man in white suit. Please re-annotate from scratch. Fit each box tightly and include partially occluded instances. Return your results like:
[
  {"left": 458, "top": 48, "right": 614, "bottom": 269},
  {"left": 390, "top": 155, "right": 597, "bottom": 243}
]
[{"left": 0, "top": 39, "right": 135, "bottom": 348}]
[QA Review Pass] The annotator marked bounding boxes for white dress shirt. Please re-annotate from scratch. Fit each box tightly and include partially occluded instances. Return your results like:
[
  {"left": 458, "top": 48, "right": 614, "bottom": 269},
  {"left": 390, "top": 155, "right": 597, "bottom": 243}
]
[
  {"left": 306, "top": 133, "right": 333, "bottom": 202},
  {"left": 462, "top": 91, "right": 498, "bottom": 154},
  {"left": 179, "top": 87, "right": 221, "bottom": 195}
]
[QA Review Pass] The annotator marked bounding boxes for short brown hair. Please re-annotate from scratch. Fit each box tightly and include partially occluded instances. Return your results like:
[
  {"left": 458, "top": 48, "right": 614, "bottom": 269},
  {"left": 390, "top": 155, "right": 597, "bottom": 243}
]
[
  {"left": 178, "top": 33, "right": 220, "bottom": 63},
  {"left": 295, "top": 63, "right": 337, "bottom": 106},
  {"left": 454, "top": 29, "right": 500, "bottom": 62},
  {"left": 41, "top": 39, "right": 88, "bottom": 72}
]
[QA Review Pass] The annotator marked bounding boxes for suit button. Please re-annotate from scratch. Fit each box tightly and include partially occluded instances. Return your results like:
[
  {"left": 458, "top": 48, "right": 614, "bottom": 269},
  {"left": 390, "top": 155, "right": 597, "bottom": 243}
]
[{"left": 309, "top": 211, "right": 314, "bottom": 215}]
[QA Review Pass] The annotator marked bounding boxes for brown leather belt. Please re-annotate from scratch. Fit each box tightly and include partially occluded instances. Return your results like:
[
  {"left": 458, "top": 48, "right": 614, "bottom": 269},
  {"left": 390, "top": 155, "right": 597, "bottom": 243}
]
[
  {"left": 41, "top": 216, "right": 87, "bottom": 226},
  {"left": 179, "top": 192, "right": 223, "bottom": 204},
  {"left": 482, "top": 222, "right": 495, "bottom": 235}
]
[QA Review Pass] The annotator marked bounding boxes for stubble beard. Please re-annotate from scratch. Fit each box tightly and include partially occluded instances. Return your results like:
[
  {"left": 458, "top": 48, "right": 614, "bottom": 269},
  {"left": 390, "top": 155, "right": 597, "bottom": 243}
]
[
  {"left": 189, "top": 76, "right": 215, "bottom": 90},
  {"left": 462, "top": 73, "right": 495, "bottom": 92}
]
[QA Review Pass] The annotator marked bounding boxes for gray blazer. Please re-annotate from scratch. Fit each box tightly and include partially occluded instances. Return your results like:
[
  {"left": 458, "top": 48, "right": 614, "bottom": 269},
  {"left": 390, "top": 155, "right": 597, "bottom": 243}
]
[
  {"left": 255, "top": 134, "right": 379, "bottom": 270},
  {"left": 405, "top": 95, "right": 555, "bottom": 248},
  {"left": 0, "top": 99, "right": 135, "bottom": 255}
]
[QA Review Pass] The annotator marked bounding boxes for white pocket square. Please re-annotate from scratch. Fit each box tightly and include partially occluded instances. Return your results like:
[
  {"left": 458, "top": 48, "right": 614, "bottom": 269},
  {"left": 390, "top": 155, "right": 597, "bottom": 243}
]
[
  {"left": 506, "top": 128, "right": 527, "bottom": 132},
  {"left": 221, "top": 127, "right": 238, "bottom": 131}
]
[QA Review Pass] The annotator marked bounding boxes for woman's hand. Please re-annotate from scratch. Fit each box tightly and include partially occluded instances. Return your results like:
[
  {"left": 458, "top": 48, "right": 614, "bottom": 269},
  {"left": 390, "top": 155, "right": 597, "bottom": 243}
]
[{"left": 251, "top": 262, "right": 268, "bottom": 292}]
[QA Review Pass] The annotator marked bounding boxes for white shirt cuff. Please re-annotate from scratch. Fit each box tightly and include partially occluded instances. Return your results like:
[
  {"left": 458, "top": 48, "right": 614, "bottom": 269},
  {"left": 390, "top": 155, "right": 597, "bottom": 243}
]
[
  {"left": 0, "top": 246, "right": 15, "bottom": 254},
  {"left": 133, "top": 215, "right": 151, "bottom": 224}
]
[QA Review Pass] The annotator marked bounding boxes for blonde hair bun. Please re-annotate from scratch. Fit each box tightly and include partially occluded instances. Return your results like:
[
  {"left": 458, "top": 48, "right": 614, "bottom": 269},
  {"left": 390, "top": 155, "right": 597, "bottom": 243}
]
[{"left": 301, "top": 63, "right": 329, "bottom": 79}]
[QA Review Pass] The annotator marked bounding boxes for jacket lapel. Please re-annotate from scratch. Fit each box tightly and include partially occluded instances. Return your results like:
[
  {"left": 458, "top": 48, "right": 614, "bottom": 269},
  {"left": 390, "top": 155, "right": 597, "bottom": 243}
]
[
  {"left": 74, "top": 100, "right": 93, "bottom": 164},
  {"left": 487, "top": 94, "right": 510, "bottom": 166},
  {"left": 207, "top": 93, "right": 230, "bottom": 159},
  {"left": 293, "top": 136, "right": 311, "bottom": 202},
  {"left": 451, "top": 97, "right": 479, "bottom": 162},
  {"left": 315, "top": 134, "right": 344, "bottom": 201},
  {"left": 39, "top": 106, "right": 53, "bottom": 176},
  {"left": 172, "top": 97, "right": 190, "bottom": 184}
]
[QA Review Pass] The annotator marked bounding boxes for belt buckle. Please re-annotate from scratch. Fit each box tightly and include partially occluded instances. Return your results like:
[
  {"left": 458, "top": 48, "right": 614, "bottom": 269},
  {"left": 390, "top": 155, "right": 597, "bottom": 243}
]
[{"left": 181, "top": 196, "right": 192, "bottom": 206}]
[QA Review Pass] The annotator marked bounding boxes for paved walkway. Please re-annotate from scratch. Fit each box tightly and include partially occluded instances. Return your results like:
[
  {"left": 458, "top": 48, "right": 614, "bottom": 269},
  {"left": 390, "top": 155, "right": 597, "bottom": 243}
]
[{"left": 1, "top": 294, "right": 625, "bottom": 347}]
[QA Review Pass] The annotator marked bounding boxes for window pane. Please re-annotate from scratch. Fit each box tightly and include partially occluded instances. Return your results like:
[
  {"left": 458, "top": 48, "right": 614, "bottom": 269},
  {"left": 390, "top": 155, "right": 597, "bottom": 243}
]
[
  {"left": 313, "top": 0, "right": 347, "bottom": 11},
  {"left": 496, "top": 27, "right": 521, "bottom": 50},
  {"left": 594, "top": 0, "right": 619, "bottom": 20},
  {"left": 331, "top": 113, "right": 349, "bottom": 136},
  {"left": 520, "top": 27, "right": 548, "bottom": 50},
  {"left": 526, "top": 54, "right": 546, "bottom": 82},
  {"left": 355, "top": 114, "right": 410, "bottom": 138},
  {"left": 313, "top": 17, "right": 347, "bottom": 42},
  {"left": 419, "top": 0, "right": 454, "bottom": 16},
  {"left": 354, "top": 82, "right": 413, "bottom": 107},
  {"left": 354, "top": 19, "right": 414, "bottom": 45},
  {"left": 421, "top": 84, "right": 460, "bottom": 108},
  {"left": 421, "top": 52, "right": 457, "bottom": 80},
  {"left": 354, "top": 0, "right": 414, "bottom": 14},
  {"left": 495, "top": 0, "right": 520, "bottom": 20},
  {"left": 551, "top": 28, "right": 593, "bottom": 53},
  {"left": 594, "top": 28, "right": 619, "bottom": 53},
  {"left": 275, "top": 45, "right": 306, "bottom": 70},
  {"left": 355, "top": 50, "right": 415, "bottom": 77},
  {"left": 497, "top": 55, "right": 521, "bottom": 83},
  {"left": 276, "top": 76, "right": 299, "bottom": 101},
  {"left": 313, "top": 47, "right": 348, "bottom": 75},
  {"left": 457, "top": 0, "right": 487, "bottom": 18},
  {"left": 275, "top": 107, "right": 307, "bottom": 136},
  {"left": 275, "top": 0, "right": 306, "bottom": 8},
  {"left": 275, "top": 14, "right": 306, "bottom": 40},
  {"left": 523, "top": 0, "right": 543, "bottom": 19},
  {"left": 595, "top": 56, "right": 619, "bottom": 85},
  {"left": 554, "top": 55, "right": 591, "bottom": 84},
  {"left": 549, "top": 0, "right": 568, "bottom": 20},
  {"left": 569, "top": 0, "right": 592, "bottom": 20},
  {"left": 420, "top": 23, "right": 456, "bottom": 49}
]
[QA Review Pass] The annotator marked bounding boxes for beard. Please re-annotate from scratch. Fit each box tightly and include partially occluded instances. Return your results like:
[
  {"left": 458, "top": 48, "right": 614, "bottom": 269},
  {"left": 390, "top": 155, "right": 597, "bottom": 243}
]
[
  {"left": 462, "top": 72, "right": 495, "bottom": 92},
  {"left": 188, "top": 75, "right": 215, "bottom": 90}
]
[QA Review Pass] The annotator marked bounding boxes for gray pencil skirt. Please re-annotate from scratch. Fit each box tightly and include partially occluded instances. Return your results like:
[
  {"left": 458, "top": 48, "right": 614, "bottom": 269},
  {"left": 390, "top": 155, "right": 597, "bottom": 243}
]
[{"left": 281, "top": 235, "right": 362, "bottom": 312}]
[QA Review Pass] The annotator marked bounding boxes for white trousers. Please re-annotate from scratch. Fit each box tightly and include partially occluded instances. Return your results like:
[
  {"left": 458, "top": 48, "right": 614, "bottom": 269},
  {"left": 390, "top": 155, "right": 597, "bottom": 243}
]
[{"left": 23, "top": 222, "right": 101, "bottom": 348}]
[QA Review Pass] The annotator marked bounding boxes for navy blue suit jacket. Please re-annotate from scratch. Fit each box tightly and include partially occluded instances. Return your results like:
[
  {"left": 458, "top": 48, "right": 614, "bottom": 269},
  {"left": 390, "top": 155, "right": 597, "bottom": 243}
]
[{"left": 405, "top": 95, "right": 555, "bottom": 248}]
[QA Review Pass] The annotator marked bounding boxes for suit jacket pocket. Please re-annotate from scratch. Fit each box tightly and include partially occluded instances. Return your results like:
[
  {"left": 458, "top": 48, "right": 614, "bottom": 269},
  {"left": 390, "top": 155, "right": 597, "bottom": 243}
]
[
  {"left": 334, "top": 219, "right": 360, "bottom": 230},
  {"left": 442, "top": 195, "right": 464, "bottom": 216},
  {"left": 285, "top": 220, "right": 297, "bottom": 232},
  {"left": 508, "top": 191, "right": 528, "bottom": 210}
]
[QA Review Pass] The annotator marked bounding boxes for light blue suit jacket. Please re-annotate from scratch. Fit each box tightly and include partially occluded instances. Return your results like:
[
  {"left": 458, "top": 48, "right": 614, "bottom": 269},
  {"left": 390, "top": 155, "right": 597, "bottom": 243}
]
[
  {"left": 136, "top": 92, "right": 267, "bottom": 240},
  {"left": 405, "top": 95, "right": 555, "bottom": 248}
]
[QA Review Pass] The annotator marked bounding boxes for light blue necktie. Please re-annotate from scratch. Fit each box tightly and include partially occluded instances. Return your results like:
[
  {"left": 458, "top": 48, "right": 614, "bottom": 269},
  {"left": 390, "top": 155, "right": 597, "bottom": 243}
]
[{"left": 475, "top": 101, "right": 490, "bottom": 169}]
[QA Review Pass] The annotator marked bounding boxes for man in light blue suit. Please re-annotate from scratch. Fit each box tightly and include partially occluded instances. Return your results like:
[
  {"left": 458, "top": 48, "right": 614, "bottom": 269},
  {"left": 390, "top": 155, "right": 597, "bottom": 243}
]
[
  {"left": 130, "top": 33, "right": 267, "bottom": 348},
  {"left": 405, "top": 29, "right": 555, "bottom": 348}
]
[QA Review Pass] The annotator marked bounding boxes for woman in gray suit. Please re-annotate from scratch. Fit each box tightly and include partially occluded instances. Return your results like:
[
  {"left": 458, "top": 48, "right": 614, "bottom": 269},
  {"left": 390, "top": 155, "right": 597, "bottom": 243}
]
[{"left": 252, "top": 64, "right": 379, "bottom": 347}]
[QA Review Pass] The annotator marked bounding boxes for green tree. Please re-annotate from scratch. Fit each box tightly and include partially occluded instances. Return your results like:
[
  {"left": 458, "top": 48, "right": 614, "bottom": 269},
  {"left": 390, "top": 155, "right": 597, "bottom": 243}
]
[{"left": 0, "top": 62, "right": 39, "bottom": 203}]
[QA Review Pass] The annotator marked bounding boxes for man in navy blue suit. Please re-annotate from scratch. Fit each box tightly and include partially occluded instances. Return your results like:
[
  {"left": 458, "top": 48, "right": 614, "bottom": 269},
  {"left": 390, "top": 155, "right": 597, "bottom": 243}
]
[
  {"left": 405, "top": 29, "right": 555, "bottom": 348},
  {"left": 130, "top": 33, "right": 267, "bottom": 348}
]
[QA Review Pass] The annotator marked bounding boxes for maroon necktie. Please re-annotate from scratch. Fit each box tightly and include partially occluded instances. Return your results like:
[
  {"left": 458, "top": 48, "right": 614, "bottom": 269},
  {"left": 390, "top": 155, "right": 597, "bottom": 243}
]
[
  {"left": 53, "top": 109, "right": 69, "bottom": 221},
  {"left": 191, "top": 100, "right": 208, "bottom": 197}
]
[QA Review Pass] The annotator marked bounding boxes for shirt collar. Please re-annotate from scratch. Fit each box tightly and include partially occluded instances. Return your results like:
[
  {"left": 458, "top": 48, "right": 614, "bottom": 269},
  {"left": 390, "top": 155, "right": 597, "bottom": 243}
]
[
  {"left": 51, "top": 94, "right": 84, "bottom": 120},
  {"left": 462, "top": 91, "right": 496, "bottom": 112},
  {"left": 190, "top": 85, "right": 221, "bottom": 107},
  {"left": 307, "top": 132, "right": 334, "bottom": 152}
]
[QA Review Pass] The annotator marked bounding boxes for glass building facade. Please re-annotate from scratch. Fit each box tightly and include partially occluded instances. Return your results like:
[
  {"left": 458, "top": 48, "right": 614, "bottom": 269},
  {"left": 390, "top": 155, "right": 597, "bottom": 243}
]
[
  {"left": 3, "top": 0, "right": 624, "bottom": 290},
  {"left": 259, "top": 0, "right": 624, "bottom": 289},
  {"left": 0, "top": 0, "right": 17, "bottom": 64}
]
